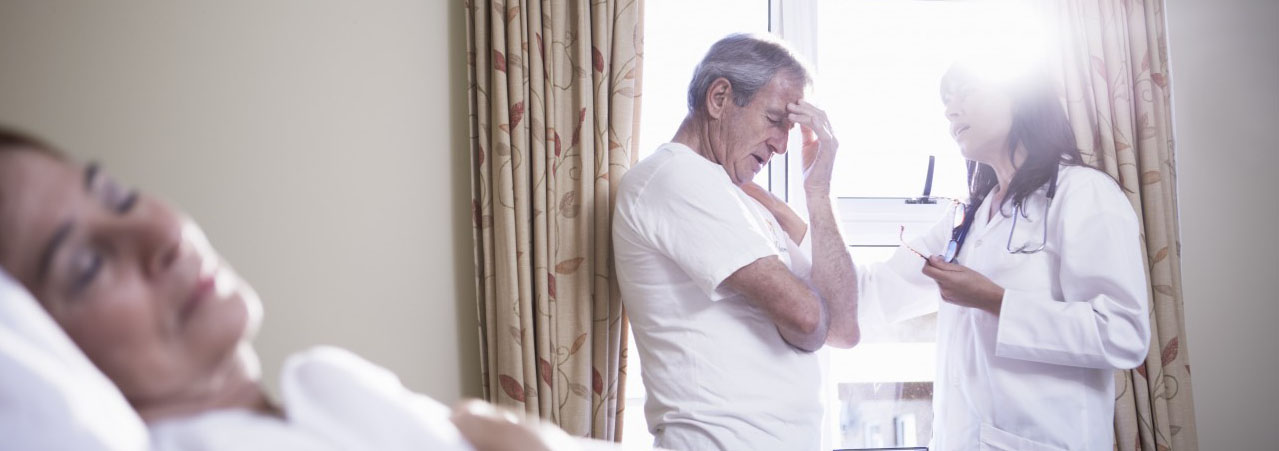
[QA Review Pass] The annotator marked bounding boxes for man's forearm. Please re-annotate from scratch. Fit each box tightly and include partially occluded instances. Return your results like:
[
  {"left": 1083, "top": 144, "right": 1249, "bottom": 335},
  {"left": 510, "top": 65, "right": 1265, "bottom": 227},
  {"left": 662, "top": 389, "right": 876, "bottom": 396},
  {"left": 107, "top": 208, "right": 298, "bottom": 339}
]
[{"left": 806, "top": 191, "right": 860, "bottom": 348}]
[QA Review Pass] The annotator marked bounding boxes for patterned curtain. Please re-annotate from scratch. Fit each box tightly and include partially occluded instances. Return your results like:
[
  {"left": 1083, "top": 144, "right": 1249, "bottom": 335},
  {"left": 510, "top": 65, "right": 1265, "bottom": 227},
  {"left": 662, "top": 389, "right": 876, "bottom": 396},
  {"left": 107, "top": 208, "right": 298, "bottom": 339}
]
[
  {"left": 1043, "top": 1, "right": 1198, "bottom": 449},
  {"left": 464, "top": 0, "right": 643, "bottom": 441}
]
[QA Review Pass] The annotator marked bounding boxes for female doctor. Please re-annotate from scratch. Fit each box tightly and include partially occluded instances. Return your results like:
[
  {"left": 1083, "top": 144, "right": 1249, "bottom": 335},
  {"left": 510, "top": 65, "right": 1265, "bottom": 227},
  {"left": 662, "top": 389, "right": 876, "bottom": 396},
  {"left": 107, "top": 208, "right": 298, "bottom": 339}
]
[{"left": 862, "top": 60, "right": 1152, "bottom": 450}]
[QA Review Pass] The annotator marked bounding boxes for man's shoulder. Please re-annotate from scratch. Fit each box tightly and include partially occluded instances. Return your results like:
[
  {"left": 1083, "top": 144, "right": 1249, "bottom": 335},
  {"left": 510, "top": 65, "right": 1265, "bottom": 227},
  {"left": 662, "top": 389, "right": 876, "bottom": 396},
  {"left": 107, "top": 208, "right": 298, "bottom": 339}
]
[{"left": 619, "top": 144, "right": 726, "bottom": 202}]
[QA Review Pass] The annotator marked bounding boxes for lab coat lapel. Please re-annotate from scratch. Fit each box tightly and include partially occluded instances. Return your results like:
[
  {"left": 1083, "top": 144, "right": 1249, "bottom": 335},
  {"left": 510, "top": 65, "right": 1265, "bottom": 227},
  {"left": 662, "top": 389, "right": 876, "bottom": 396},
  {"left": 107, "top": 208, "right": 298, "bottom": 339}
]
[{"left": 968, "top": 188, "right": 1004, "bottom": 244}]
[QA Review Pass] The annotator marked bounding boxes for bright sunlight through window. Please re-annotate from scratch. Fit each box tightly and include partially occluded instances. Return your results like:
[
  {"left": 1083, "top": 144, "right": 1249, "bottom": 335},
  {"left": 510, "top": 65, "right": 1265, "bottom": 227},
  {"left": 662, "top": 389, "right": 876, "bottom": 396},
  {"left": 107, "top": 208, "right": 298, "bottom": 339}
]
[{"left": 807, "top": 0, "right": 1047, "bottom": 201}]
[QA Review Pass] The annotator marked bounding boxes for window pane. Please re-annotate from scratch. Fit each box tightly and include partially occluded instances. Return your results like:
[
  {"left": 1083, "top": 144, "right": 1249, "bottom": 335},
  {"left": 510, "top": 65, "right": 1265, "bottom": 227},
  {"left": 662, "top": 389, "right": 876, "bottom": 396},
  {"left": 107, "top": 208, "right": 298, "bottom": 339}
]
[
  {"left": 635, "top": 0, "right": 771, "bottom": 161},
  {"left": 837, "top": 382, "right": 933, "bottom": 448},
  {"left": 831, "top": 247, "right": 936, "bottom": 447},
  {"left": 816, "top": 0, "right": 1038, "bottom": 200}
]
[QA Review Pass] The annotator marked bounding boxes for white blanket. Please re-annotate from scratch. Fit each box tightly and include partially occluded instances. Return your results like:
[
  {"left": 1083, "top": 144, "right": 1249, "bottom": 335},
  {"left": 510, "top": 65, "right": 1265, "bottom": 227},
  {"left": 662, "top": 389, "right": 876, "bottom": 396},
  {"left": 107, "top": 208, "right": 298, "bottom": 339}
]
[
  {"left": 149, "top": 347, "right": 641, "bottom": 451},
  {"left": 149, "top": 347, "right": 473, "bottom": 450}
]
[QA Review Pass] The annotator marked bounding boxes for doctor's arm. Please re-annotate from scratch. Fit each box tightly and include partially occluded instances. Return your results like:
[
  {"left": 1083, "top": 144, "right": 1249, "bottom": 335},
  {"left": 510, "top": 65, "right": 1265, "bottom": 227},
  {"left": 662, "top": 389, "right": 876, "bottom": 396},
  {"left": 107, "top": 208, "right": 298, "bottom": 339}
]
[
  {"left": 740, "top": 183, "right": 859, "bottom": 350},
  {"left": 993, "top": 205, "right": 1151, "bottom": 370}
]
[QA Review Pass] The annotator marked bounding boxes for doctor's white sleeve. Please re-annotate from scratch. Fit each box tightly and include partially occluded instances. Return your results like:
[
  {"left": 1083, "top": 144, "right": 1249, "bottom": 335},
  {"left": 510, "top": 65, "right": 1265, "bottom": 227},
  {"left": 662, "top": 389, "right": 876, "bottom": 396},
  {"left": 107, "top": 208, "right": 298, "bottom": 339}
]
[
  {"left": 994, "top": 183, "right": 1152, "bottom": 370},
  {"left": 857, "top": 216, "right": 949, "bottom": 325}
]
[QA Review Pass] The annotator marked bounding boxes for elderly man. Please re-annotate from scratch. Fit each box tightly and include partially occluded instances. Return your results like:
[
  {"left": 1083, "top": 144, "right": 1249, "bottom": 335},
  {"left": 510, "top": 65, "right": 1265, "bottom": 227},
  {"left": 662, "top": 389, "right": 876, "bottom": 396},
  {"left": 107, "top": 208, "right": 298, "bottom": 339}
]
[{"left": 612, "top": 33, "right": 859, "bottom": 450}]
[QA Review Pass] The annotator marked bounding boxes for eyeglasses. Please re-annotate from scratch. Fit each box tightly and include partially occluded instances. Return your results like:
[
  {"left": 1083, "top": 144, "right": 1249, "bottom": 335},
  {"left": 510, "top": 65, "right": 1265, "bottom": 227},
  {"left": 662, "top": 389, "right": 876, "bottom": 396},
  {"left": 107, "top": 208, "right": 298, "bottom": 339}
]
[{"left": 899, "top": 196, "right": 972, "bottom": 263}]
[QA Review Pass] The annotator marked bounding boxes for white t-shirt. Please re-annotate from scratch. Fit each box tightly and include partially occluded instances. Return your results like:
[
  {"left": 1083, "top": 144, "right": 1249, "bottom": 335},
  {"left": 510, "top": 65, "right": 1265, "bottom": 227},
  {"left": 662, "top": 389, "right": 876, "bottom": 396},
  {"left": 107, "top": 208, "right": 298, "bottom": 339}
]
[{"left": 613, "top": 143, "right": 822, "bottom": 451}]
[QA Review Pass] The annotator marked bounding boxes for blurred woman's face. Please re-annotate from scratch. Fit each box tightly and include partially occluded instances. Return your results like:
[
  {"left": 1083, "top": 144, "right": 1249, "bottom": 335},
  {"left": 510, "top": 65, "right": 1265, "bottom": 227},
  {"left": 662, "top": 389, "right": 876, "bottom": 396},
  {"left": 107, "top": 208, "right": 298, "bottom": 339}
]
[
  {"left": 0, "top": 149, "right": 261, "bottom": 409},
  {"left": 941, "top": 74, "right": 1015, "bottom": 164}
]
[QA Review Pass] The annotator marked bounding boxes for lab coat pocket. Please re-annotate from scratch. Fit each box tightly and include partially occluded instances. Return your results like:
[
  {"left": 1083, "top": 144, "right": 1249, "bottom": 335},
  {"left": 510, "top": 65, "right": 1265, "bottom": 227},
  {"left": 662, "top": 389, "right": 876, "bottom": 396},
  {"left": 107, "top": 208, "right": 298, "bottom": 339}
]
[{"left": 979, "top": 423, "right": 1067, "bottom": 451}]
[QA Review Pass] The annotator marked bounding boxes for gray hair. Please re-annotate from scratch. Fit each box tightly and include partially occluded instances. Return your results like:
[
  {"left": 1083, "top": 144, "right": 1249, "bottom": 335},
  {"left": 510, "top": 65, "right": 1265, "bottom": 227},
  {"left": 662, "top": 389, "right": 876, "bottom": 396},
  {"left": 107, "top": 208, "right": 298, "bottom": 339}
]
[{"left": 687, "top": 33, "right": 811, "bottom": 112}]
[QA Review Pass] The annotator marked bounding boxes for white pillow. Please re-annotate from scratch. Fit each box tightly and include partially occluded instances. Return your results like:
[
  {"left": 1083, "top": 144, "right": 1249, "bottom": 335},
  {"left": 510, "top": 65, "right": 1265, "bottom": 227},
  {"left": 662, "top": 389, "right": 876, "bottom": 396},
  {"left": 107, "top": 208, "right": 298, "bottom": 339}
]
[{"left": 0, "top": 268, "right": 149, "bottom": 450}]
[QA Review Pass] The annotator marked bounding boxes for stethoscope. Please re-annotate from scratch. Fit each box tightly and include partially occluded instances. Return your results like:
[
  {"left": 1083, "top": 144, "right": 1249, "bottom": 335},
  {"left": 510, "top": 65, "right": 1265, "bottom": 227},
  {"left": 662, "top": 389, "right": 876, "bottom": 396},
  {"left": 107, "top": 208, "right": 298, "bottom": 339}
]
[
  {"left": 946, "top": 165, "right": 1058, "bottom": 263},
  {"left": 1006, "top": 168, "right": 1058, "bottom": 254}
]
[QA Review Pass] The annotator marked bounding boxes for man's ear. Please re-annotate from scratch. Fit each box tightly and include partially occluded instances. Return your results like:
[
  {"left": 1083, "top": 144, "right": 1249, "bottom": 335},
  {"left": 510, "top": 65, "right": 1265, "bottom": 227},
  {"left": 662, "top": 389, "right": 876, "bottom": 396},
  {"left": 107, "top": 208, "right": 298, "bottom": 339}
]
[{"left": 705, "top": 77, "right": 733, "bottom": 120}]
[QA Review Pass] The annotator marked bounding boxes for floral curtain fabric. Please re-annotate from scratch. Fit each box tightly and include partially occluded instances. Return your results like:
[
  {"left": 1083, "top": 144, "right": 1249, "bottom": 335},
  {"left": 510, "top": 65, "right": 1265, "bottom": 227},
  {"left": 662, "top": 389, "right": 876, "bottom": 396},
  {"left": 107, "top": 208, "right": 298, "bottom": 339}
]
[
  {"left": 465, "top": 0, "right": 643, "bottom": 440},
  {"left": 1044, "top": 0, "right": 1198, "bottom": 449}
]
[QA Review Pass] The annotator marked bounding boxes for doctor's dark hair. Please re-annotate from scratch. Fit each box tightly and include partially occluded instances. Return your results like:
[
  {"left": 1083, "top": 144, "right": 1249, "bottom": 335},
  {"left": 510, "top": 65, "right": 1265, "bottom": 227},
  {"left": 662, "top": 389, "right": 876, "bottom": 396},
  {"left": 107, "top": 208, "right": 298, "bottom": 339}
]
[
  {"left": 942, "top": 64, "right": 1086, "bottom": 219},
  {"left": 687, "top": 33, "right": 812, "bottom": 113}
]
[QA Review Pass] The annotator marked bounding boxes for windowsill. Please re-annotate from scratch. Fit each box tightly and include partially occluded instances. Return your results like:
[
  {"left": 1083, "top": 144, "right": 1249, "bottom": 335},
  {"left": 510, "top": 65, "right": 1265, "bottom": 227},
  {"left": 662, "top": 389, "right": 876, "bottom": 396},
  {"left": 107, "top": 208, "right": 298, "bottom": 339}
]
[{"left": 828, "top": 343, "right": 936, "bottom": 384}]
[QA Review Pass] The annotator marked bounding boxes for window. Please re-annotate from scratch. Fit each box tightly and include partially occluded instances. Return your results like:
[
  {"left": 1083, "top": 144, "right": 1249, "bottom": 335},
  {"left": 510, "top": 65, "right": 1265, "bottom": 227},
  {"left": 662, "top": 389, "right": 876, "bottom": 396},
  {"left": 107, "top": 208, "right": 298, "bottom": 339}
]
[{"left": 628, "top": 1, "right": 1042, "bottom": 448}]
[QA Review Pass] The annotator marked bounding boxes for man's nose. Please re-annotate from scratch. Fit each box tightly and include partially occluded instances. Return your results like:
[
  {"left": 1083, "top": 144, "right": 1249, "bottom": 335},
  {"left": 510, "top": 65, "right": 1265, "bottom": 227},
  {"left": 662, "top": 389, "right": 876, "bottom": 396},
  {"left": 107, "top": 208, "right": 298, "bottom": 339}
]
[{"left": 770, "top": 129, "right": 789, "bottom": 154}]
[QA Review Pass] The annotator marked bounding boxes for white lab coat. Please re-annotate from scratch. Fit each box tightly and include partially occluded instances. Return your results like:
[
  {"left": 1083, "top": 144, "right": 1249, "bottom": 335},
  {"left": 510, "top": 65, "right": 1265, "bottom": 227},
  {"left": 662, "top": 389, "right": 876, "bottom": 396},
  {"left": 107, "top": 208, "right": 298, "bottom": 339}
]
[{"left": 859, "top": 165, "right": 1150, "bottom": 451}]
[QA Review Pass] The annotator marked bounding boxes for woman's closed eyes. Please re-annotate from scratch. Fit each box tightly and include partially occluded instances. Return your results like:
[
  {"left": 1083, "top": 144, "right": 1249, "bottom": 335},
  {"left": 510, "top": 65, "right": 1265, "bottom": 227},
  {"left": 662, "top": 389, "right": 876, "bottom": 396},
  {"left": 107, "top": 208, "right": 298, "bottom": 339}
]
[
  {"left": 69, "top": 245, "right": 102, "bottom": 294},
  {"left": 88, "top": 163, "right": 139, "bottom": 214},
  {"left": 58, "top": 164, "right": 140, "bottom": 297}
]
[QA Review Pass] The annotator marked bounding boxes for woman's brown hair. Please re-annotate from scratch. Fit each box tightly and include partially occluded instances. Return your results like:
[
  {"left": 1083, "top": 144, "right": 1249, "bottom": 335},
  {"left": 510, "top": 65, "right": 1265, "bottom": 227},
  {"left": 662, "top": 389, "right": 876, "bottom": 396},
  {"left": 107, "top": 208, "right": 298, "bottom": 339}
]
[
  {"left": 940, "top": 65, "right": 1087, "bottom": 219},
  {"left": 0, "top": 125, "right": 64, "bottom": 159}
]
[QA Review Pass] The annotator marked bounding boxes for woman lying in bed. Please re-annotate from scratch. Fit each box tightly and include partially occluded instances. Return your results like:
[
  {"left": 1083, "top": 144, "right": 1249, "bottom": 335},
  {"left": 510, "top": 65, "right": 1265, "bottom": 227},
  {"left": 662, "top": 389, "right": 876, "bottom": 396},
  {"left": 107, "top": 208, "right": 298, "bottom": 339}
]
[{"left": 0, "top": 126, "right": 613, "bottom": 451}]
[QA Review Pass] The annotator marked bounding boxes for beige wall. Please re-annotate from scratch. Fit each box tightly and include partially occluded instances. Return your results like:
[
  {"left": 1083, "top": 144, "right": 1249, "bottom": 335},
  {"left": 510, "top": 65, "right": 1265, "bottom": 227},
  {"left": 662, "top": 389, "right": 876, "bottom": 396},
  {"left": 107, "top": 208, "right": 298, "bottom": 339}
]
[
  {"left": 1167, "top": 0, "right": 1279, "bottom": 448},
  {"left": 0, "top": 1, "right": 481, "bottom": 402}
]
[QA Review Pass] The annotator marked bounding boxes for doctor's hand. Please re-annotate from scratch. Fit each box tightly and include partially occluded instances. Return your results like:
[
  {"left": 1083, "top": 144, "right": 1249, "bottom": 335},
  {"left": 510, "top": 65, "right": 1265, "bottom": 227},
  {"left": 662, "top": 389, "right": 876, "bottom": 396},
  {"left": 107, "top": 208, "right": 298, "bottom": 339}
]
[
  {"left": 740, "top": 182, "right": 807, "bottom": 244},
  {"left": 787, "top": 100, "right": 838, "bottom": 197},
  {"left": 921, "top": 256, "right": 1005, "bottom": 315}
]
